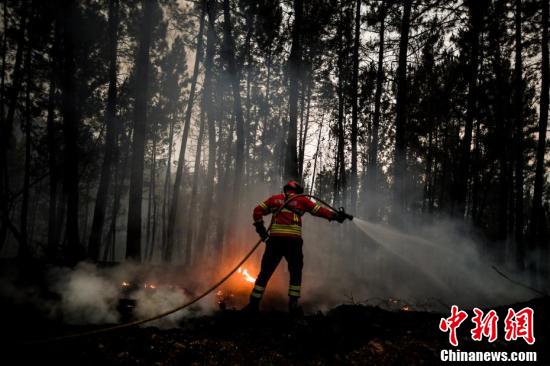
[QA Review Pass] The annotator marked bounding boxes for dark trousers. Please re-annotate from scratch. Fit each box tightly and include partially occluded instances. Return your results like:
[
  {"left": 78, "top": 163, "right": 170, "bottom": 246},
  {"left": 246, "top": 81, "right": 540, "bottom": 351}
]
[{"left": 250, "top": 236, "right": 303, "bottom": 300}]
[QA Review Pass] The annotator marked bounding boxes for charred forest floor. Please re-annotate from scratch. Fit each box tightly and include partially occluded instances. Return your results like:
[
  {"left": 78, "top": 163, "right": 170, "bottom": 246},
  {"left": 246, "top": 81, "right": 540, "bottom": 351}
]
[{"left": 3, "top": 295, "right": 549, "bottom": 365}]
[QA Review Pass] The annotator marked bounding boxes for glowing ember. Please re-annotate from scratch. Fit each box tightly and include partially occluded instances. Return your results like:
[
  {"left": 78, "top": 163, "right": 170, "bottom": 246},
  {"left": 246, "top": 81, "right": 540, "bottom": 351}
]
[
  {"left": 401, "top": 305, "right": 410, "bottom": 311},
  {"left": 216, "top": 289, "right": 236, "bottom": 310},
  {"left": 121, "top": 281, "right": 130, "bottom": 288},
  {"left": 237, "top": 267, "right": 256, "bottom": 283},
  {"left": 144, "top": 282, "right": 156, "bottom": 289},
  {"left": 216, "top": 290, "right": 225, "bottom": 305}
]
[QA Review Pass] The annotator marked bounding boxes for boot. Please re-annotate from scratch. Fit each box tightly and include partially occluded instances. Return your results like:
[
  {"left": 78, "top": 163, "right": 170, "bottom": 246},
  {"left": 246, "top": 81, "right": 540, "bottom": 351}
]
[
  {"left": 241, "top": 297, "right": 260, "bottom": 313},
  {"left": 288, "top": 296, "right": 303, "bottom": 317}
]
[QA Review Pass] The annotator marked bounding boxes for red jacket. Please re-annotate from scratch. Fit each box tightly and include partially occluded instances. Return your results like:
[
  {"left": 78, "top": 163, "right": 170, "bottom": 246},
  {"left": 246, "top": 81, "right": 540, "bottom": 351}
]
[{"left": 253, "top": 193, "right": 335, "bottom": 238}]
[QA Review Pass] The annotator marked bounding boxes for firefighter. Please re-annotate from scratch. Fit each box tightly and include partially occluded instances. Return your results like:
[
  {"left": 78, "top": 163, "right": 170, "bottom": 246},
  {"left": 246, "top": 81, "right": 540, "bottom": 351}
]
[{"left": 243, "top": 180, "right": 347, "bottom": 315}]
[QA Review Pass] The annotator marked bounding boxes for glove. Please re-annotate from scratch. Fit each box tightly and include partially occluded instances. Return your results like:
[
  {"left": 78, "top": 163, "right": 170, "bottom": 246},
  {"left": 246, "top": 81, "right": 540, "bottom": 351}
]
[
  {"left": 253, "top": 221, "right": 269, "bottom": 241},
  {"left": 333, "top": 211, "right": 346, "bottom": 223}
]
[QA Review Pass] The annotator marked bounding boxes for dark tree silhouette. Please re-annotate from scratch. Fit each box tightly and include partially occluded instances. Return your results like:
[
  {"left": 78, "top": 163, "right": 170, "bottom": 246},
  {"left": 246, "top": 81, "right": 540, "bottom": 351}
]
[
  {"left": 367, "top": 0, "right": 386, "bottom": 219},
  {"left": 126, "top": 0, "right": 155, "bottom": 261},
  {"left": 60, "top": 0, "right": 84, "bottom": 263},
  {"left": 222, "top": 0, "right": 245, "bottom": 205},
  {"left": 513, "top": 0, "right": 525, "bottom": 269},
  {"left": 88, "top": 0, "right": 119, "bottom": 261},
  {"left": 393, "top": 0, "right": 412, "bottom": 213},
  {"left": 165, "top": 0, "right": 205, "bottom": 261},
  {"left": 528, "top": 0, "right": 549, "bottom": 271},
  {"left": 451, "top": 0, "right": 487, "bottom": 218},
  {"left": 350, "top": 0, "right": 361, "bottom": 212},
  {"left": 285, "top": 0, "right": 303, "bottom": 180}
]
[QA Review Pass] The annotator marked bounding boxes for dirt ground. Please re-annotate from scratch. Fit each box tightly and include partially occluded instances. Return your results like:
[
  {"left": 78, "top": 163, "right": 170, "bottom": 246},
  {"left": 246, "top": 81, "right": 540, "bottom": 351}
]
[{"left": 4, "top": 295, "right": 548, "bottom": 366}]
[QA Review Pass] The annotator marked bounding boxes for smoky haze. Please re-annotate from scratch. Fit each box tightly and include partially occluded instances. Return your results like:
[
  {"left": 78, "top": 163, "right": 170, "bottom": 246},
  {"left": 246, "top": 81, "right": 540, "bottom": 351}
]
[
  {"left": 300, "top": 211, "right": 534, "bottom": 313},
  {"left": 0, "top": 0, "right": 548, "bottom": 333},
  {"left": 0, "top": 183, "right": 535, "bottom": 327}
]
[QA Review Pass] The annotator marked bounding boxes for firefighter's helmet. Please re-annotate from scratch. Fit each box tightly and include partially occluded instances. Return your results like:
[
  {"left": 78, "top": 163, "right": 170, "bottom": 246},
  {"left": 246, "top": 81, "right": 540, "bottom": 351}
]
[{"left": 283, "top": 180, "right": 304, "bottom": 194}]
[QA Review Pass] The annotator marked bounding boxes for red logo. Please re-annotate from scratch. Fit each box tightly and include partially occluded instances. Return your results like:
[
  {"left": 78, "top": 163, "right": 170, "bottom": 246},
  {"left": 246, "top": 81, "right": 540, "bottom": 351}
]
[
  {"left": 504, "top": 307, "right": 535, "bottom": 345},
  {"left": 471, "top": 308, "right": 499, "bottom": 342},
  {"left": 439, "top": 305, "right": 469, "bottom": 346},
  {"left": 439, "top": 306, "right": 536, "bottom": 346}
]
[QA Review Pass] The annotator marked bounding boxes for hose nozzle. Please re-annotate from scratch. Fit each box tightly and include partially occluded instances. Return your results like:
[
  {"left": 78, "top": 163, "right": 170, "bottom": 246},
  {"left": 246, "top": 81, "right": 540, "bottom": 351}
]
[{"left": 338, "top": 207, "right": 353, "bottom": 221}]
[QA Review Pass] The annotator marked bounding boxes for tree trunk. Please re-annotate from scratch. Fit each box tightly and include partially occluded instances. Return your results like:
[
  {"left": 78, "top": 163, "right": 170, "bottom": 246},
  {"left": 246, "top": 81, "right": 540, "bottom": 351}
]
[
  {"left": 393, "top": 0, "right": 412, "bottom": 213},
  {"left": 513, "top": 0, "right": 525, "bottom": 269},
  {"left": 0, "top": 0, "right": 7, "bottom": 131},
  {"left": 350, "top": 0, "right": 361, "bottom": 212},
  {"left": 19, "top": 35, "right": 32, "bottom": 260},
  {"left": 161, "top": 111, "right": 175, "bottom": 254},
  {"left": 528, "top": 0, "right": 549, "bottom": 267},
  {"left": 429, "top": 128, "right": 439, "bottom": 212},
  {"left": 298, "top": 70, "right": 307, "bottom": 176},
  {"left": 28, "top": 182, "right": 39, "bottom": 246},
  {"left": 0, "top": 0, "right": 8, "bottom": 251},
  {"left": 165, "top": 1, "right": 205, "bottom": 261},
  {"left": 298, "top": 75, "right": 312, "bottom": 178},
  {"left": 54, "top": 191, "right": 66, "bottom": 251},
  {"left": 335, "top": 21, "right": 346, "bottom": 205},
  {"left": 82, "top": 181, "right": 91, "bottom": 241},
  {"left": 471, "top": 114, "right": 482, "bottom": 223},
  {"left": 249, "top": 104, "right": 260, "bottom": 180},
  {"left": 88, "top": 0, "right": 119, "bottom": 260},
  {"left": 104, "top": 129, "right": 132, "bottom": 261},
  {"left": 188, "top": 0, "right": 216, "bottom": 264},
  {"left": 310, "top": 114, "right": 324, "bottom": 195},
  {"left": 126, "top": 0, "right": 155, "bottom": 262},
  {"left": 486, "top": 0, "right": 510, "bottom": 249},
  {"left": 452, "top": 0, "right": 484, "bottom": 218},
  {"left": 243, "top": 6, "right": 254, "bottom": 180},
  {"left": 46, "top": 20, "right": 60, "bottom": 260},
  {"left": 260, "top": 51, "right": 272, "bottom": 181},
  {"left": 148, "top": 174, "right": 158, "bottom": 261},
  {"left": 184, "top": 100, "right": 205, "bottom": 262},
  {"left": 367, "top": 1, "right": 386, "bottom": 218},
  {"left": 278, "top": 105, "right": 286, "bottom": 183},
  {"left": 214, "top": 99, "right": 234, "bottom": 257},
  {"left": 2, "top": 4, "right": 26, "bottom": 151},
  {"left": 60, "top": 0, "right": 84, "bottom": 263},
  {"left": 423, "top": 120, "right": 434, "bottom": 213},
  {"left": 285, "top": 0, "right": 302, "bottom": 180},
  {"left": 145, "top": 147, "right": 153, "bottom": 260},
  {"left": 146, "top": 125, "right": 157, "bottom": 261},
  {"left": 222, "top": 0, "right": 245, "bottom": 206},
  {"left": 1, "top": 4, "right": 26, "bottom": 249}
]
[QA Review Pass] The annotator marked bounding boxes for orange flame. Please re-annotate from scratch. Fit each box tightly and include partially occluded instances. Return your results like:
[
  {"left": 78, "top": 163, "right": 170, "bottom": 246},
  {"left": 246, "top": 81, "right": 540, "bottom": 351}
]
[{"left": 237, "top": 267, "right": 256, "bottom": 283}]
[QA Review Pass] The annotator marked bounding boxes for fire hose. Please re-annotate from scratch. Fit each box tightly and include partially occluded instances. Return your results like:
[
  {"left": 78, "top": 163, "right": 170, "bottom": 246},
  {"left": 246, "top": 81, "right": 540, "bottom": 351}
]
[{"left": 26, "top": 194, "right": 352, "bottom": 344}]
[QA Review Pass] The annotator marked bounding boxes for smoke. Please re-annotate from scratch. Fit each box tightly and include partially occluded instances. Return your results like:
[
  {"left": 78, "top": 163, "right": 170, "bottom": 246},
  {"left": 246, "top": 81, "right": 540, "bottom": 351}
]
[
  {"left": 0, "top": 261, "right": 216, "bottom": 327},
  {"left": 168, "top": 181, "right": 538, "bottom": 314},
  {"left": 49, "top": 262, "right": 120, "bottom": 324},
  {"left": 133, "top": 285, "right": 215, "bottom": 329},
  {"left": 0, "top": 182, "right": 538, "bottom": 327},
  {"left": 297, "top": 213, "right": 535, "bottom": 312}
]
